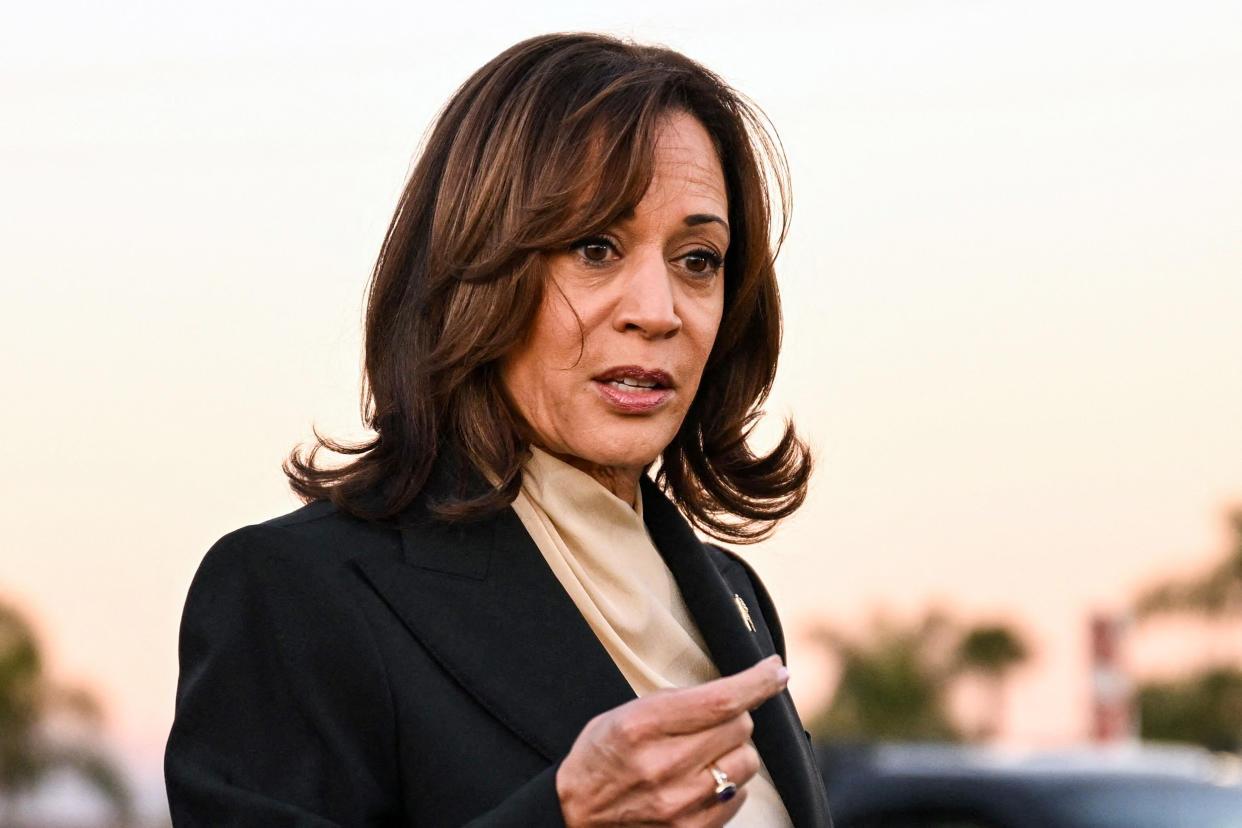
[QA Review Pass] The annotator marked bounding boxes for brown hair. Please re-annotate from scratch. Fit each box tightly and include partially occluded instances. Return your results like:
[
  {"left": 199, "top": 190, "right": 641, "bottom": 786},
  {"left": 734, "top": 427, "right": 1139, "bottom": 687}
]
[{"left": 285, "top": 33, "right": 811, "bottom": 542}]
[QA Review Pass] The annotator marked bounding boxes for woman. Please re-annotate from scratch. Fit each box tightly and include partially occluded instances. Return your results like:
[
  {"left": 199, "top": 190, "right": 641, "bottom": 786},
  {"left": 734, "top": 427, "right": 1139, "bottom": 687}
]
[{"left": 166, "top": 33, "right": 832, "bottom": 827}]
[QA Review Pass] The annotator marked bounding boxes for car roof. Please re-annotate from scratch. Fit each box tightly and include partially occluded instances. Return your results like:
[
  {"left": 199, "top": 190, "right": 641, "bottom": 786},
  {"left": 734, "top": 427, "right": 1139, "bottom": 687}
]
[
  {"left": 819, "top": 739, "right": 1237, "bottom": 779},
  {"left": 819, "top": 741, "right": 1242, "bottom": 786},
  {"left": 820, "top": 745, "right": 1242, "bottom": 828}
]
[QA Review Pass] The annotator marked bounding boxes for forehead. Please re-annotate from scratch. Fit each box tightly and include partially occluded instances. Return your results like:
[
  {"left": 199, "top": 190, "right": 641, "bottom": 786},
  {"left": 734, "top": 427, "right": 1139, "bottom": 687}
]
[
  {"left": 547, "top": 108, "right": 730, "bottom": 242},
  {"left": 647, "top": 112, "right": 728, "bottom": 210}
]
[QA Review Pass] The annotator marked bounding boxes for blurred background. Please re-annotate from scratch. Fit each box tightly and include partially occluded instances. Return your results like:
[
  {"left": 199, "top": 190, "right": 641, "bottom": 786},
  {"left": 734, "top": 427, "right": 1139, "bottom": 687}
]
[{"left": 2, "top": 0, "right": 1239, "bottom": 823}]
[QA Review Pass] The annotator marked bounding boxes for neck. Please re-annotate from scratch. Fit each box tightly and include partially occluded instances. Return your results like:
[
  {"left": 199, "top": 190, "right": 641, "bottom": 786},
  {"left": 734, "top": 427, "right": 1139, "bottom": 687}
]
[{"left": 541, "top": 450, "right": 642, "bottom": 510}]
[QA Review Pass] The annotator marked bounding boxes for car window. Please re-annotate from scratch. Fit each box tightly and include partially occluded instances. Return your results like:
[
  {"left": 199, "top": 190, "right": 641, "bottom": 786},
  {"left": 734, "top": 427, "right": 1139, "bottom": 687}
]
[
  {"left": 1046, "top": 779, "right": 1242, "bottom": 828},
  {"left": 848, "top": 810, "right": 1005, "bottom": 828}
]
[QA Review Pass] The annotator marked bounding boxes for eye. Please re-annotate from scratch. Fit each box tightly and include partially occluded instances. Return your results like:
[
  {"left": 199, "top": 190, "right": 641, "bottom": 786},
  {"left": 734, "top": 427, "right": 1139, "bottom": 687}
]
[
  {"left": 570, "top": 236, "right": 618, "bottom": 265},
  {"left": 679, "top": 248, "right": 723, "bottom": 276}
]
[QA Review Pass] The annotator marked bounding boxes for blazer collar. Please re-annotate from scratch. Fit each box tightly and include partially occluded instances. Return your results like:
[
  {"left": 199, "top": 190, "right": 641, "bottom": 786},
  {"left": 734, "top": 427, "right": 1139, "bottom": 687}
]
[
  {"left": 356, "top": 502, "right": 635, "bottom": 762},
  {"left": 640, "top": 477, "right": 831, "bottom": 828},
  {"left": 355, "top": 473, "right": 828, "bottom": 826}
]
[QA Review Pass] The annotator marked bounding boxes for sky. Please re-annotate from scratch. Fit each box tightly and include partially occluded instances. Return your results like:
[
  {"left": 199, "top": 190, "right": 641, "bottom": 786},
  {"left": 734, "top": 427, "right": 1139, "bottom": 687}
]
[{"left": 2, "top": 0, "right": 1240, "bottom": 819}]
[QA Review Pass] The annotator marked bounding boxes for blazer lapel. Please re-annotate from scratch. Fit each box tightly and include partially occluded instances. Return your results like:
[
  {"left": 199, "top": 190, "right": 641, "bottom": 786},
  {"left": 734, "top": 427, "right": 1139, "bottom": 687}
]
[
  {"left": 354, "top": 466, "right": 828, "bottom": 825},
  {"left": 641, "top": 477, "right": 831, "bottom": 828},
  {"left": 355, "top": 504, "right": 635, "bottom": 763}
]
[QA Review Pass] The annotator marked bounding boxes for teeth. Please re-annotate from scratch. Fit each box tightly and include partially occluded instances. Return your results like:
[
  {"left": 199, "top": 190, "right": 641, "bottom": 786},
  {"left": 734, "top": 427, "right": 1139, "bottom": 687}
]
[{"left": 608, "top": 377, "right": 658, "bottom": 389}]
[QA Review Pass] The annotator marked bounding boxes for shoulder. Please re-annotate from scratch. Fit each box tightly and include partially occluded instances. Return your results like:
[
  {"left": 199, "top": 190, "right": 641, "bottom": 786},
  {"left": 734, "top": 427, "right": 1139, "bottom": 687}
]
[
  {"left": 180, "top": 495, "right": 412, "bottom": 643},
  {"left": 197, "top": 500, "right": 400, "bottom": 583},
  {"left": 169, "top": 506, "right": 401, "bottom": 820},
  {"left": 181, "top": 500, "right": 407, "bottom": 645},
  {"left": 177, "top": 502, "right": 403, "bottom": 715}
]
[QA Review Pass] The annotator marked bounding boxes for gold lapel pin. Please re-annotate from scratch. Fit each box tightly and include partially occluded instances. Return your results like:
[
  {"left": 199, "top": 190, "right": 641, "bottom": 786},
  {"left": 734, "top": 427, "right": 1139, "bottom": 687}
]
[{"left": 733, "top": 594, "right": 756, "bottom": 633}]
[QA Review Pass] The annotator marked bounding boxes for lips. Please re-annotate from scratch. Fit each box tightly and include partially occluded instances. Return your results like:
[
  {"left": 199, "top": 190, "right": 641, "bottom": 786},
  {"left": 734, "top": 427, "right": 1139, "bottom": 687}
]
[
  {"left": 592, "top": 366, "right": 675, "bottom": 413},
  {"left": 594, "top": 366, "right": 673, "bottom": 389}
]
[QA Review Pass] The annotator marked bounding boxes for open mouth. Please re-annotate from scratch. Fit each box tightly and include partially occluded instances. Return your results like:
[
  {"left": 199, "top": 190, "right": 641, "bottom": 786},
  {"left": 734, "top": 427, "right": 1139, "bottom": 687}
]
[
  {"left": 603, "top": 376, "right": 663, "bottom": 391},
  {"left": 593, "top": 367, "right": 673, "bottom": 390},
  {"left": 592, "top": 367, "right": 675, "bottom": 412}
]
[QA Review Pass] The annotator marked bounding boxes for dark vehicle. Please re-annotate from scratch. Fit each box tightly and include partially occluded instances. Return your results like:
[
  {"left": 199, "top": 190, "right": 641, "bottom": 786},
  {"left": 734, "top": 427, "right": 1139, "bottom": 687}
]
[{"left": 819, "top": 742, "right": 1242, "bottom": 828}]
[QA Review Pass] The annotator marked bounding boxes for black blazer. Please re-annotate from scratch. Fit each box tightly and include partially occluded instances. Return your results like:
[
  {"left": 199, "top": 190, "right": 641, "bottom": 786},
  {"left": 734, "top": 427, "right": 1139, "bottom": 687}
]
[{"left": 165, "top": 475, "right": 832, "bottom": 826}]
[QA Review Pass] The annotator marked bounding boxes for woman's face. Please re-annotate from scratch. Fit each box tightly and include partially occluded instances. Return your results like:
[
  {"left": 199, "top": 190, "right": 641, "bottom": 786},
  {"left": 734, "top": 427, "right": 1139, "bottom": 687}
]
[{"left": 500, "top": 111, "right": 728, "bottom": 497}]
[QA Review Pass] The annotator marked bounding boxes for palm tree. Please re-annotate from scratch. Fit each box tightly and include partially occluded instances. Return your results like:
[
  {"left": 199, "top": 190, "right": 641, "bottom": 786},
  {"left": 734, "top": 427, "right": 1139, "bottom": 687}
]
[
  {"left": 808, "top": 611, "right": 962, "bottom": 742},
  {"left": 0, "top": 598, "right": 131, "bottom": 824},
  {"left": 808, "top": 611, "right": 1034, "bottom": 744},
  {"left": 1135, "top": 507, "right": 1242, "bottom": 619},
  {"left": 1130, "top": 506, "right": 1242, "bottom": 754},
  {"left": 1138, "top": 667, "right": 1242, "bottom": 753},
  {"left": 955, "top": 623, "right": 1031, "bottom": 740}
]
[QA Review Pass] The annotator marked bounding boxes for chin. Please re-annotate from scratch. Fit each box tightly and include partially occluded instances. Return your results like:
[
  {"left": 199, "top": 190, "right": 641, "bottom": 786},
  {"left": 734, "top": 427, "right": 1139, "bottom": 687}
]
[
  {"left": 578, "top": 444, "right": 665, "bottom": 473},
  {"left": 568, "top": 426, "right": 677, "bottom": 473}
]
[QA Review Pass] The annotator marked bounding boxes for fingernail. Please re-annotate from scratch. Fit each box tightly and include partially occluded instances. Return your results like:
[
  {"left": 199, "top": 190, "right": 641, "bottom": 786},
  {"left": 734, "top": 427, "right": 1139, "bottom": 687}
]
[{"left": 776, "top": 666, "right": 789, "bottom": 685}]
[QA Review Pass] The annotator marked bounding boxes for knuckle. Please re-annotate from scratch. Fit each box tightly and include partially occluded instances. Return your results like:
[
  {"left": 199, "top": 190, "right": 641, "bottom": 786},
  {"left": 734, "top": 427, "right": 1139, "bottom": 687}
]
[
  {"left": 582, "top": 710, "right": 610, "bottom": 738},
  {"left": 610, "top": 711, "right": 648, "bottom": 747},
  {"left": 651, "top": 788, "right": 683, "bottom": 822},
  {"left": 740, "top": 744, "right": 761, "bottom": 777},
  {"left": 625, "top": 743, "right": 673, "bottom": 790},
  {"left": 635, "top": 753, "right": 665, "bottom": 786},
  {"left": 702, "top": 690, "right": 737, "bottom": 721},
  {"left": 736, "top": 711, "right": 754, "bottom": 740}
]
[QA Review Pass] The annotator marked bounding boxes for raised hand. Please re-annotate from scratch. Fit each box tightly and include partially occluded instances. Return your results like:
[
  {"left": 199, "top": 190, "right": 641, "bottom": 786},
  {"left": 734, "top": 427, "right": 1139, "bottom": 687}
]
[{"left": 556, "top": 655, "right": 789, "bottom": 827}]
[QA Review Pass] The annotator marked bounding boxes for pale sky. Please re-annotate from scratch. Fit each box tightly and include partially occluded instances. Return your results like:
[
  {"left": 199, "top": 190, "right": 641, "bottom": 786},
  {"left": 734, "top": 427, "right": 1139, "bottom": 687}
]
[{"left": 2, "top": 0, "right": 1240, "bottom": 818}]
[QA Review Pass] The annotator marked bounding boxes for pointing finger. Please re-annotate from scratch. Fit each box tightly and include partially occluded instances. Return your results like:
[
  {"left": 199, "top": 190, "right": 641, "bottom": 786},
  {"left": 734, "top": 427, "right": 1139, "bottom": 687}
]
[{"left": 652, "top": 655, "right": 788, "bottom": 736}]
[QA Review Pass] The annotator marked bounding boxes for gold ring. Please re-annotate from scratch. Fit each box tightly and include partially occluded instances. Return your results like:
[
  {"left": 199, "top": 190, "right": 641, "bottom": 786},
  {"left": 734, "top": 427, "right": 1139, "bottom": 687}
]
[{"left": 709, "top": 765, "right": 737, "bottom": 802}]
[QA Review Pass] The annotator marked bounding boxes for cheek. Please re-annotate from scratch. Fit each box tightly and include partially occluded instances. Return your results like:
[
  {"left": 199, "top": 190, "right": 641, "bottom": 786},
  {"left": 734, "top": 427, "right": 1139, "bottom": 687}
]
[
  {"left": 685, "top": 288, "right": 725, "bottom": 364},
  {"left": 499, "top": 296, "right": 582, "bottom": 414},
  {"left": 530, "top": 288, "right": 588, "bottom": 363}
]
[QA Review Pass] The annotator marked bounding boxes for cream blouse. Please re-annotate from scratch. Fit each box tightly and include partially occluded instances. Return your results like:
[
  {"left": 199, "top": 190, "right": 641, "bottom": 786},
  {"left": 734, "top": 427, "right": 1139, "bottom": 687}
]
[{"left": 510, "top": 447, "right": 792, "bottom": 827}]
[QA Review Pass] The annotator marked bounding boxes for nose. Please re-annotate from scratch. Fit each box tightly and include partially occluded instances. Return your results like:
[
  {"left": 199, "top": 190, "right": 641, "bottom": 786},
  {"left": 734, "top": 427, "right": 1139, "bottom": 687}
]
[{"left": 613, "top": 251, "right": 681, "bottom": 339}]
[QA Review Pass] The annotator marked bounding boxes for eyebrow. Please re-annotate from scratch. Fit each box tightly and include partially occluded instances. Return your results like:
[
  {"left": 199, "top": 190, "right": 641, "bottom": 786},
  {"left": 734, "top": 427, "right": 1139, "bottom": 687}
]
[{"left": 685, "top": 213, "right": 730, "bottom": 233}]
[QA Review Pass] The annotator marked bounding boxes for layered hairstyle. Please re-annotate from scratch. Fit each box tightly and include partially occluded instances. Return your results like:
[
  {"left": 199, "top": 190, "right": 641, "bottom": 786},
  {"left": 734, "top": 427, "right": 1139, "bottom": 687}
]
[{"left": 286, "top": 32, "right": 811, "bottom": 542}]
